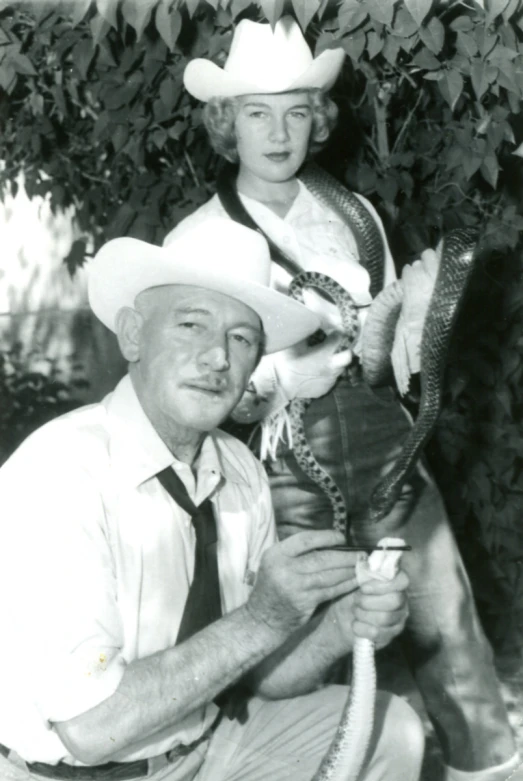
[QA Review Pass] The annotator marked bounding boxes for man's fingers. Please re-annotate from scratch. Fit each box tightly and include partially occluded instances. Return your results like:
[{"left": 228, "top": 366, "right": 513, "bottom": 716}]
[
  {"left": 280, "top": 530, "right": 346, "bottom": 556},
  {"left": 354, "top": 600, "right": 408, "bottom": 625},
  {"left": 297, "top": 548, "right": 358, "bottom": 576},
  {"left": 358, "top": 571, "right": 409, "bottom": 595}
]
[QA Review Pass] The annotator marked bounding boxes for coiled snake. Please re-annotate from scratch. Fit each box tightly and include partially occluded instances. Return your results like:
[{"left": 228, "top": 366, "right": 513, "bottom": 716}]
[{"left": 288, "top": 165, "right": 479, "bottom": 781}]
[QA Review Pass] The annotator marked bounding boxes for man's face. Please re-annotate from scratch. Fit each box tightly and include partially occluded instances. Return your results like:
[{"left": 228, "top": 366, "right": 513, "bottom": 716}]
[{"left": 132, "top": 285, "right": 263, "bottom": 434}]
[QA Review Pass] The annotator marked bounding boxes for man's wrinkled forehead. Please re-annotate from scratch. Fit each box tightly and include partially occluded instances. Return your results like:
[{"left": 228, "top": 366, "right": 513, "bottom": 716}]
[{"left": 134, "top": 284, "right": 262, "bottom": 331}]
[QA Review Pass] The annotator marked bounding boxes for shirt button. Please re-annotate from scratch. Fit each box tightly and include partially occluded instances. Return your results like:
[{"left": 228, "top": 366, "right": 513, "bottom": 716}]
[{"left": 282, "top": 235, "right": 291, "bottom": 245}]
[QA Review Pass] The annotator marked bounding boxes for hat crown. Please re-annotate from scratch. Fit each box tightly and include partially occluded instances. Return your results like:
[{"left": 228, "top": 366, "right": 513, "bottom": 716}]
[
  {"left": 183, "top": 15, "right": 345, "bottom": 102},
  {"left": 224, "top": 17, "right": 312, "bottom": 92},
  {"left": 163, "top": 217, "right": 271, "bottom": 287}
]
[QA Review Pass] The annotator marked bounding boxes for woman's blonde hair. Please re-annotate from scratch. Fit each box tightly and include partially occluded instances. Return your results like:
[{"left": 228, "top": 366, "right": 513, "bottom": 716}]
[{"left": 202, "top": 88, "right": 338, "bottom": 163}]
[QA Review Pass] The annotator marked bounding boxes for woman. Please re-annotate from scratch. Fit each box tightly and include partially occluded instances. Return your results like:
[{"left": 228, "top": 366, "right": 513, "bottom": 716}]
[{"left": 164, "top": 17, "right": 518, "bottom": 781}]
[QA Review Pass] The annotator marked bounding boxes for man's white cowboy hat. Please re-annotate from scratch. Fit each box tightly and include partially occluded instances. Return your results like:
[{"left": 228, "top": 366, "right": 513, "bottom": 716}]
[
  {"left": 87, "top": 217, "right": 321, "bottom": 354},
  {"left": 184, "top": 16, "right": 345, "bottom": 102}
]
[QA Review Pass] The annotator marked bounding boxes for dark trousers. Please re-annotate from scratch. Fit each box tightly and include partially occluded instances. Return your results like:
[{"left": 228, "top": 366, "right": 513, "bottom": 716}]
[{"left": 268, "top": 376, "right": 516, "bottom": 772}]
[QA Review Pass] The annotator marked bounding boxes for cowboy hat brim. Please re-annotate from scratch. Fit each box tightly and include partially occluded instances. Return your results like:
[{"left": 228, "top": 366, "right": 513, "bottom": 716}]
[
  {"left": 88, "top": 238, "right": 321, "bottom": 354},
  {"left": 184, "top": 47, "right": 345, "bottom": 102}
]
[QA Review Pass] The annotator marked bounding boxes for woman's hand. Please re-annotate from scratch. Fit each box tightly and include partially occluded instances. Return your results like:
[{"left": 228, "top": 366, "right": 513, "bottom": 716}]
[{"left": 273, "top": 333, "right": 352, "bottom": 401}]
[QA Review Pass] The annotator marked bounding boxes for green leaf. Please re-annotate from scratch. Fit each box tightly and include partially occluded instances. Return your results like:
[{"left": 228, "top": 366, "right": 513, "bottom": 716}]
[
  {"left": 260, "top": 0, "right": 285, "bottom": 26},
  {"left": 450, "top": 15, "right": 475, "bottom": 32},
  {"left": 423, "top": 70, "right": 442, "bottom": 81},
  {"left": 471, "top": 60, "right": 498, "bottom": 99},
  {"left": 185, "top": 0, "right": 200, "bottom": 17},
  {"left": 502, "top": 0, "right": 520, "bottom": 20},
  {"left": 363, "top": 0, "right": 395, "bottom": 26},
  {"left": 11, "top": 52, "right": 37, "bottom": 75},
  {"left": 404, "top": 0, "right": 432, "bottom": 27},
  {"left": 155, "top": 2, "right": 182, "bottom": 51},
  {"left": 480, "top": 152, "right": 499, "bottom": 187},
  {"left": 109, "top": 203, "right": 136, "bottom": 238},
  {"left": 412, "top": 47, "right": 440, "bottom": 69},
  {"left": 485, "top": 0, "right": 511, "bottom": 26},
  {"left": 391, "top": 7, "right": 418, "bottom": 37},
  {"left": 438, "top": 68, "right": 464, "bottom": 110},
  {"left": 462, "top": 148, "right": 483, "bottom": 179},
  {"left": 376, "top": 174, "right": 398, "bottom": 202},
  {"left": 230, "top": 0, "right": 255, "bottom": 17},
  {"left": 456, "top": 31, "right": 478, "bottom": 58},
  {"left": 367, "top": 30, "right": 384, "bottom": 59},
  {"left": 70, "top": 0, "right": 91, "bottom": 26},
  {"left": 291, "top": 0, "right": 322, "bottom": 30},
  {"left": 382, "top": 34, "right": 401, "bottom": 64},
  {"left": 159, "top": 75, "right": 177, "bottom": 111},
  {"left": 90, "top": 15, "right": 111, "bottom": 45},
  {"left": 338, "top": 0, "right": 368, "bottom": 32},
  {"left": 476, "top": 27, "right": 499, "bottom": 58},
  {"left": 112, "top": 124, "right": 129, "bottom": 152},
  {"left": 64, "top": 239, "right": 87, "bottom": 274},
  {"left": 341, "top": 30, "right": 366, "bottom": 61},
  {"left": 95, "top": 0, "right": 119, "bottom": 29},
  {"left": 419, "top": 16, "right": 445, "bottom": 54},
  {"left": 121, "top": 0, "right": 154, "bottom": 39},
  {"left": 93, "top": 110, "right": 110, "bottom": 139},
  {"left": 0, "top": 61, "right": 16, "bottom": 92},
  {"left": 73, "top": 38, "right": 96, "bottom": 80}
]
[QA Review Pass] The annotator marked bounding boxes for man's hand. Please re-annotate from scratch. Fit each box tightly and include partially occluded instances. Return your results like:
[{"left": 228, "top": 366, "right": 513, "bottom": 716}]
[
  {"left": 330, "top": 569, "right": 409, "bottom": 650},
  {"left": 246, "top": 531, "right": 359, "bottom": 639},
  {"left": 273, "top": 334, "right": 352, "bottom": 402}
]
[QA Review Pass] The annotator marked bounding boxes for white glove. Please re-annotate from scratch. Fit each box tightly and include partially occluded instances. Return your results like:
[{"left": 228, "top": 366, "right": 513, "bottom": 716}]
[
  {"left": 273, "top": 333, "right": 352, "bottom": 401},
  {"left": 400, "top": 248, "right": 440, "bottom": 334},
  {"left": 391, "top": 248, "right": 440, "bottom": 394}
]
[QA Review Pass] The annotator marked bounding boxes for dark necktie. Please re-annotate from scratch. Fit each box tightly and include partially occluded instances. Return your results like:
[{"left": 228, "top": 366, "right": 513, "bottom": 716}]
[{"left": 156, "top": 466, "right": 222, "bottom": 643}]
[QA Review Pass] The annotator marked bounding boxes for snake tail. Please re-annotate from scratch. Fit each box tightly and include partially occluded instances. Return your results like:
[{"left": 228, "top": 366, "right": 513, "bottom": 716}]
[
  {"left": 312, "top": 640, "right": 377, "bottom": 781},
  {"left": 368, "top": 228, "right": 478, "bottom": 522}
]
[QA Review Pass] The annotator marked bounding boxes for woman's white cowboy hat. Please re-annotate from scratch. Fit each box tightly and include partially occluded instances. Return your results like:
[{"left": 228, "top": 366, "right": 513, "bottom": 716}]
[
  {"left": 87, "top": 217, "right": 321, "bottom": 354},
  {"left": 184, "top": 16, "right": 345, "bottom": 102}
]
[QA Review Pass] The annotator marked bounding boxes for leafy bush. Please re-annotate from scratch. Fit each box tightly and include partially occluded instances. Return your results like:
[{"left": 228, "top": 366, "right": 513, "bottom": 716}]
[{"left": 0, "top": 346, "right": 88, "bottom": 465}]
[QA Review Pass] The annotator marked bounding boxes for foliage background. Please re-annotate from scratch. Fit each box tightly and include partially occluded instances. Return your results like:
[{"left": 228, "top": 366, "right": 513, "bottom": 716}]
[{"left": 1, "top": 0, "right": 523, "bottom": 656}]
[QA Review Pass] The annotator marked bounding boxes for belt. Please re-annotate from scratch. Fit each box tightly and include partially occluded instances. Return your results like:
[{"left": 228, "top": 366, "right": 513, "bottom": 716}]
[{"left": 0, "top": 714, "right": 222, "bottom": 780}]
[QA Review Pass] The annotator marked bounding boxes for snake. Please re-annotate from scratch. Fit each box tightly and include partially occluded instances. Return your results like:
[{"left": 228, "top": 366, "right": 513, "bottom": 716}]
[{"left": 287, "top": 164, "right": 479, "bottom": 781}]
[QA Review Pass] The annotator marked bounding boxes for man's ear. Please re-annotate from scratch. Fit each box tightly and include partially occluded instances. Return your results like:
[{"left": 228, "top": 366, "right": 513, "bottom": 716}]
[{"left": 115, "top": 307, "right": 143, "bottom": 363}]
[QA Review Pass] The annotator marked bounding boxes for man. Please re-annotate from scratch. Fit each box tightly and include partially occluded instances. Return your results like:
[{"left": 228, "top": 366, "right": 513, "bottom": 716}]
[{"left": 0, "top": 218, "right": 423, "bottom": 781}]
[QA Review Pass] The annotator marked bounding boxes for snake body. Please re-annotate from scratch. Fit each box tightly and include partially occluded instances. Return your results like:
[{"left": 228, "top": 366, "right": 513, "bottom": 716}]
[
  {"left": 287, "top": 272, "right": 360, "bottom": 537},
  {"left": 288, "top": 166, "right": 478, "bottom": 781}
]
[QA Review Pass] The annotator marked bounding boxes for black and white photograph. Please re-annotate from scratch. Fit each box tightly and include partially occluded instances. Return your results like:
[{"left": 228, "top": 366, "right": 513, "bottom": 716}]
[{"left": 0, "top": 1, "right": 522, "bottom": 780}]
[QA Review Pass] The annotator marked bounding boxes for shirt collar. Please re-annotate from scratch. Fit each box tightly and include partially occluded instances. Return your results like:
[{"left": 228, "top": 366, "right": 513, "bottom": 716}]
[
  {"left": 239, "top": 180, "right": 312, "bottom": 224},
  {"left": 104, "top": 375, "right": 248, "bottom": 489}
]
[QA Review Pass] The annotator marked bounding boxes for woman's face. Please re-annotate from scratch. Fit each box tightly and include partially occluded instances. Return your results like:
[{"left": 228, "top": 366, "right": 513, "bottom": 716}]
[{"left": 234, "top": 91, "right": 313, "bottom": 187}]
